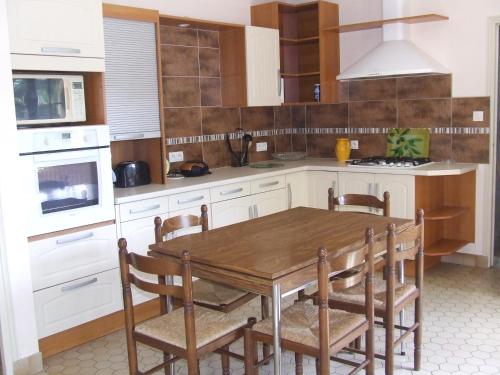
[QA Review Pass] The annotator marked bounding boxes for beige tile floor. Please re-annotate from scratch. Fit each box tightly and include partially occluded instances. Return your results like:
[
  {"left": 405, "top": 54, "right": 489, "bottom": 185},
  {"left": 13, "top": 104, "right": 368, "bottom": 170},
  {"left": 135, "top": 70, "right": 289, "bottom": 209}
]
[{"left": 38, "top": 263, "right": 500, "bottom": 375}]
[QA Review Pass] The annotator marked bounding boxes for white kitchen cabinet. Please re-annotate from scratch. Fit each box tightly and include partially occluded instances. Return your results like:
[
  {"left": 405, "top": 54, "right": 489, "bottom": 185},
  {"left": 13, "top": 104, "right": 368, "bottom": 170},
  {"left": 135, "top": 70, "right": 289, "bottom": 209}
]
[
  {"left": 7, "top": 0, "right": 105, "bottom": 71},
  {"left": 337, "top": 172, "right": 374, "bottom": 213},
  {"left": 211, "top": 196, "right": 253, "bottom": 229},
  {"left": 245, "top": 26, "right": 281, "bottom": 106},
  {"left": 374, "top": 174, "right": 415, "bottom": 219},
  {"left": 30, "top": 224, "right": 118, "bottom": 291},
  {"left": 34, "top": 269, "right": 122, "bottom": 338},
  {"left": 253, "top": 189, "right": 288, "bottom": 218},
  {"left": 286, "top": 171, "right": 309, "bottom": 208},
  {"left": 210, "top": 182, "right": 250, "bottom": 203},
  {"left": 308, "top": 171, "right": 339, "bottom": 210}
]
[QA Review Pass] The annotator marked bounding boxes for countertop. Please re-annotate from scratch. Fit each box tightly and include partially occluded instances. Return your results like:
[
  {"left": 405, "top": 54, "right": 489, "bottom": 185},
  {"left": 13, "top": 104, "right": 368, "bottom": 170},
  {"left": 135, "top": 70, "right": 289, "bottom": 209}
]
[{"left": 114, "top": 159, "right": 478, "bottom": 204}]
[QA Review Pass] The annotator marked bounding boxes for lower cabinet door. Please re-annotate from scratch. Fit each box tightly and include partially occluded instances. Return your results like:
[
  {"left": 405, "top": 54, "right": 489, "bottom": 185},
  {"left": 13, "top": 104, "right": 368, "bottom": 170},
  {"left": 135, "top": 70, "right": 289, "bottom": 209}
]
[
  {"left": 337, "top": 172, "right": 374, "bottom": 213},
  {"left": 211, "top": 195, "right": 253, "bottom": 229},
  {"left": 33, "top": 269, "right": 122, "bottom": 338},
  {"left": 308, "top": 171, "right": 338, "bottom": 209},
  {"left": 252, "top": 189, "right": 287, "bottom": 218},
  {"left": 374, "top": 174, "right": 415, "bottom": 219}
]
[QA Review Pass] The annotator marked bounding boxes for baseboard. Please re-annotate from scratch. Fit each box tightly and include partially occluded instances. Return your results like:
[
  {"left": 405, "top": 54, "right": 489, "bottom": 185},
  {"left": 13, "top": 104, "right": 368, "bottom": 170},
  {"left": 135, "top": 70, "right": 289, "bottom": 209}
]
[
  {"left": 442, "top": 253, "right": 489, "bottom": 268},
  {"left": 39, "top": 298, "right": 160, "bottom": 358},
  {"left": 13, "top": 351, "right": 43, "bottom": 375}
]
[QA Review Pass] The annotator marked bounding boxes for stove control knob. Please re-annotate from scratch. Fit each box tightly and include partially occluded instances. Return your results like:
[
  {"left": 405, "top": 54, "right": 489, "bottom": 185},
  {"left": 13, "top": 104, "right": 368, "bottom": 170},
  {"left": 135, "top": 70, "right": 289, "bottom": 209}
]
[
  {"left": 43, "top": 137, "right": 50, "bottom": 146},
  {"left": 389, "top": 162, "right": 394, "bottom": 167},
  {"left": 404, "top": 162, "right": 411, "bottom": 167},
  {"left": 413, "top": 161, "right": 419, "bottom": 166},
  {"left": 380, "top": 161, "right": 387, "bottom": 165},
  {"left": 396, "top": 162, "right": 402, "bottom": 167}
]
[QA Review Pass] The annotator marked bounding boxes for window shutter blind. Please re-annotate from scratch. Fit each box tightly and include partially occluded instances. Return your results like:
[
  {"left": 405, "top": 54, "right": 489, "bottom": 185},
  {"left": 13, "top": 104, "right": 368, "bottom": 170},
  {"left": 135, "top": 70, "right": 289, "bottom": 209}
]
[{"left": 103, "top": 18, "right": 161, "bottom": 141}]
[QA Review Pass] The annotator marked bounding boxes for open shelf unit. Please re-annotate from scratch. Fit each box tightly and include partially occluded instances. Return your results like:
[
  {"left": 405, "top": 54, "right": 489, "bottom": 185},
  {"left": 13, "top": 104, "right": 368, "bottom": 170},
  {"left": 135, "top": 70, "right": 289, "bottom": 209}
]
[
  {"left": 406, "top": 171, "right": 476, "bottom": 276},
  {"left": 323, "top": 14, "right": 448, "bottom": 33},
  {"left": 251, "top": 0, "right": 339, "bottom": 104}
]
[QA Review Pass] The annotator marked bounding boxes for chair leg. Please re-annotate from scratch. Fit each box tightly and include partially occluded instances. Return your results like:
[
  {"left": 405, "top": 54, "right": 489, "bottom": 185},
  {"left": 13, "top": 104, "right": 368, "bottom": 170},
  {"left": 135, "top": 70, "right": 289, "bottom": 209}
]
[
  {"left": 163, "top": 352, "right": 172, "bottom": 375},
  {"left": 260, "top": 296, "right": 270, "bottom": 364},
  {"left": 294, "top": 353, "right": 303, "bottom": 375},
  {"left": 244, "top": 318, "right": 257, "bottom": 375},
  {"left": 125, "top": 332, "right": 139, "bottom": 375},
  {"left": 315, "top": 358, "right": 320, "bottom": 375},
  {"left": 385, "top": 312, "right": 394, "bottom": 375},
  {"left": 354, "top": 336, "right": 362, "bottom": 350},
  {"left": 414, "top": 297, "right": 422, "bottom": 370},
  {"left": 221, "top": 345, "right": 230, "bottom": 375},
  {"left": 297, "top": 290, "right": 306, "bottom": 301},
  {"left": 366, "top": 329, "right": 374, "bottom": 375}
]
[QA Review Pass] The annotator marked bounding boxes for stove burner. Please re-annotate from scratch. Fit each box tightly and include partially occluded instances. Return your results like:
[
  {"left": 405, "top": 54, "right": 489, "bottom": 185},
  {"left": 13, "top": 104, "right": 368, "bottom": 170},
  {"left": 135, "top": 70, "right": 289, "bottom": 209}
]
[{"left": 349, "top": 156, "right": 431, "bottom": 168}]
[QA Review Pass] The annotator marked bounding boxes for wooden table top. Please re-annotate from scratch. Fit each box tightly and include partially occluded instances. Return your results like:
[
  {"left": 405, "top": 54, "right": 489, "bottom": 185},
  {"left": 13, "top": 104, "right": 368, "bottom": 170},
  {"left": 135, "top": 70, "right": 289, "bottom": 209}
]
[{"left": 149, "top": 207, "right": 412, "bottom": 281}]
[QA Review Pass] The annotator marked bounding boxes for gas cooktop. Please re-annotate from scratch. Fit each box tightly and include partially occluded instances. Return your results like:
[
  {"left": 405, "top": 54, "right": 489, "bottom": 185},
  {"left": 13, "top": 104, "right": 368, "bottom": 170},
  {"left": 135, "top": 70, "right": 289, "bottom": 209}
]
[{"left": 348, "top": 156, "right": 432, "bottom": 168}]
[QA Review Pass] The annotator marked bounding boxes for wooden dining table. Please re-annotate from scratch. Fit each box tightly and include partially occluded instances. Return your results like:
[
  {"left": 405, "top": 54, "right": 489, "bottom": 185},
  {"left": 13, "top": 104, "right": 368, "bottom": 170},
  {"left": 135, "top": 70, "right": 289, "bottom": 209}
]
[{"left": 149, "top": 207, "right": 413, "bottom": 374}]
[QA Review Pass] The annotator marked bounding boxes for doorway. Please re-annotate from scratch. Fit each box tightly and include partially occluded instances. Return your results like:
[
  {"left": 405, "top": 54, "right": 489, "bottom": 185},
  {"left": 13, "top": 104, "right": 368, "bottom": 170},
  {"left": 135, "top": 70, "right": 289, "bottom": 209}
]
[{"left": 494, "top": 27, "right": 500, "bottom": 268}]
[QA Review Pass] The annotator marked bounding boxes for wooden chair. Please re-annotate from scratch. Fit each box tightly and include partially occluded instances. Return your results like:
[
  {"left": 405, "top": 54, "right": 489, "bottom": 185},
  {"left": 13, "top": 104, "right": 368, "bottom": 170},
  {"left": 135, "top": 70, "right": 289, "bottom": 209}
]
[
  {"left": 154, "top": 204, "right": 270, "bottom": 360},
  {"left": 244, "top": 228, "right": 376, "bottom": 375},
  {"left": 118, "top": 238, "right": 254, "bottom": 375},
  {"left": 327, "top": 209, "right": 424, "bottom": 375},
  {"left": 329, "top": 187, "right": 390, "bottom": 216}
]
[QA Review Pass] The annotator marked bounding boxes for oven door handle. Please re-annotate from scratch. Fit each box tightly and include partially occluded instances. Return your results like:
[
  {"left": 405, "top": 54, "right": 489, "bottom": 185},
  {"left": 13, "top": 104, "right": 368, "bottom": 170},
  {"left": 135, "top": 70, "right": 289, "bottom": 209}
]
[{"left": 56, "top": 232, "right": 94, "bottom": 245}]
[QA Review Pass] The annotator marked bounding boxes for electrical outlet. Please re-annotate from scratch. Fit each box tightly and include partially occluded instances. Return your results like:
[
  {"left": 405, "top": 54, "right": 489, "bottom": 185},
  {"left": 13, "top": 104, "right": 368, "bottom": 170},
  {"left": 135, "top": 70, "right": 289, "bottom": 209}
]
[
  {"left": 168, "top": 151, "right": 184, "bottom": 163},
  {"left": 350, "top": 140, "right": 359, "bottom": 150},
  {"left": 473, "top": 111, "right": 484, "bottom": 122},
  {"left": 256, "top": 142, "right": 267, "bottom": 152}
]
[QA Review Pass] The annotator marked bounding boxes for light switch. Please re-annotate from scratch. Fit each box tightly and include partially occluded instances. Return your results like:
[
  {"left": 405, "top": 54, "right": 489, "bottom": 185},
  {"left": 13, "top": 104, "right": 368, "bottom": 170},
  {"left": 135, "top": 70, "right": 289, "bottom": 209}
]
[
  {"left": 350, "top": 140, "right": 359, "bottom": 150},
  {"left": 256, "top": 142, "right": 267, "bottom": 152},
  {"left": 168, "top": 151, "right": 184, "bottom": 162},
  {"left": 473, "top": 111, "right": 484, "bottom": 122}
]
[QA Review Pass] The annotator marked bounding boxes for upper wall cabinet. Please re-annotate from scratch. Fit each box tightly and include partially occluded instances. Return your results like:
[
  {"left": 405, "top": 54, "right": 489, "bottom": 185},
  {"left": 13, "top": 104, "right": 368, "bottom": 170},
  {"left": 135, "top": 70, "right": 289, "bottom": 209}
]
[
  {"left": 245, "top": 26, "right": 281, "bottom": 107},
  {"left": 103, "top": 17, "right": 161, "bottom": 141},
  {"left": 7, "top": 0, "right": 105, "bottom": 72}
]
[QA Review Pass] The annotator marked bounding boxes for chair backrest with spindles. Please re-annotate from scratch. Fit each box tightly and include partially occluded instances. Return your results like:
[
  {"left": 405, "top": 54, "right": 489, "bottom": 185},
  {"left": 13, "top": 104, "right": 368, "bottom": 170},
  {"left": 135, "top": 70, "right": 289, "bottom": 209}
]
[
  {"left": 328, "top": 188, "right": 390, "bottom": 217},
  {"left": 154, "top": 204, "right": 208, "bottom": 243}
]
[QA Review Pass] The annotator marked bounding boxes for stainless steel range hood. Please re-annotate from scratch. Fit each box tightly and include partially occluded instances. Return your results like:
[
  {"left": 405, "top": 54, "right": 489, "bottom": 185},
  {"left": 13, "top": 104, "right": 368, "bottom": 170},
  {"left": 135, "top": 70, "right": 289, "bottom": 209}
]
[{"left": 337, "top": 0, "right": 449, "bottom": 80}]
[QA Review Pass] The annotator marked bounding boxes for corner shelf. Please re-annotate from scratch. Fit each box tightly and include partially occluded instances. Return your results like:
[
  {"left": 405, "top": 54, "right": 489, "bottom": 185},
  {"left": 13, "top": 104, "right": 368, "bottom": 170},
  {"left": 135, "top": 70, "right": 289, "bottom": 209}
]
[
  {"left": 425, "top": 206, "right": 468, "bottom": 221},
  {"left": 281, "top": 71, "right": 320, "bottom": 78},
  {"left": 280, "top": 36, "right": 319, "bottom": 45},
  {"left": 323, "top": 14, "right": 448, "bottom": 33},
  {"left": 425, "top": 239, "right": 470, "bottom": 257}
]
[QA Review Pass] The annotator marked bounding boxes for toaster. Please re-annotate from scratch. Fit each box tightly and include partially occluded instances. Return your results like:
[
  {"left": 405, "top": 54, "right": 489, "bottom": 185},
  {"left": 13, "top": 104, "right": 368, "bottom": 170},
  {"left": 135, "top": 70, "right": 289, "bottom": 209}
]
[{"left": 114, "top": 161, "right": 151, "bottom": 188}]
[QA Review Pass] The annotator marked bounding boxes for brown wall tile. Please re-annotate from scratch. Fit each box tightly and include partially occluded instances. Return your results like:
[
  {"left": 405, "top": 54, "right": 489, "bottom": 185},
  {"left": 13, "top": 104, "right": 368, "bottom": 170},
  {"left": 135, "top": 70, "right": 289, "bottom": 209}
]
[
  {"left": 198, "top": 30, "right": 219, "bottom": 48},
  {"left": 337, "top": 81, "right": 349, "bottom": 103},
  {"left": 163, "top": 77, "right": 200, "bottom": 107},
  {"left": 349, "top": 78, "right": 396, "bottom": 101},
  {"left": 200, "top": 78, "right": 222, "bottom": 107},
  {"left": 202, "top": 107, "right": 240, "bottom": 134},
  {"left": 164, "top": 108, "right": 201, "bottom": 138},
  {"left": 397, "top": 74, "right": 451, "bottom": 100},
  {"left": 291, "top": 105, "right": 306, "bottom": 129},
  {"left": 350, "top": 134, "right": 387, "bottom": 159},
  {"left": 274, "top": 107, "right": 291, "bottom": 129},
  {"left": 199, "top": 48, "right": 221, "bottom": 77},
  {"left": 398, "top": 99, "right": 451, "bottom": 128},
  {"left": 306, "top": 103, "right": 348, "bottom": 128},
  {"left": 292, "top": 134, "right": 307, "bottom": 152},
  {"left": 348, "top": 100, "right": 397, "bottom": 128},
  {"left": 307, "top": 134, "right": 336, "bottom": 158},
  {"left": 203, "top": 141, "right": 231, "bottom": 168},
  {"left": 452, "top": 97, "right": 490, "bottom": 128},
  {"left": 452, "top": 134, "right": 490, "bottom": 163},
  {"left": 160, "top": 26, "right": 197, "bottom": 46},
  {"left": 161, "top": 45, "right": 198, "bottom": 77},
  {"left": 241, "top": 107, "right": 274, "bottom": 131},
  {"left": 248, "top": 136, "right": 275, "bottom": 162},
  {"left": 275, "top": 135, "right": 292, "bottom": 153},
  {"left": 429, "top": 134, "right": 452, "bottom": 161}
]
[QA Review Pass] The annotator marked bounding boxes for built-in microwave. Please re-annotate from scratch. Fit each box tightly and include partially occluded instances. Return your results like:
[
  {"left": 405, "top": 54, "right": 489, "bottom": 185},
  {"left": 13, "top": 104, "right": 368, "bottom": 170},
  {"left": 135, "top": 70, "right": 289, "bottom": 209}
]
[{"left": 13, "top": 74, "right": 86, "bottom": 126}]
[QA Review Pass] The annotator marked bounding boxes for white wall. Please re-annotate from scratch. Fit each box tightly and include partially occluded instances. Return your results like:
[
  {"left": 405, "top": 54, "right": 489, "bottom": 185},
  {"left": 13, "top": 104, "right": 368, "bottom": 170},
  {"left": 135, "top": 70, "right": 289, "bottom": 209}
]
[
  {"left": 0, "top": 0, "right": 40, "bottom": 369},
  {"left": 408, "top": 0, "right": 500, "bottom": 97}
]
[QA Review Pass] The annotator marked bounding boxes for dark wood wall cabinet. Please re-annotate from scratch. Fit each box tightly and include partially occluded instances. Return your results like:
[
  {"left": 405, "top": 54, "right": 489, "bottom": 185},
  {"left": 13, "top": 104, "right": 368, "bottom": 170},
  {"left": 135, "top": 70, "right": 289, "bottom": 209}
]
[{"left": 251, "top": 1, "right": 340, "bottom": 104}]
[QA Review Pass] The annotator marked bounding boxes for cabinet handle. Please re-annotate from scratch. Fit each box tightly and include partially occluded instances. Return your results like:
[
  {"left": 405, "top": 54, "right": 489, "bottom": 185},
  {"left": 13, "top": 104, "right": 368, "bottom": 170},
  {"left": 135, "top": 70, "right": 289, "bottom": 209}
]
[
  {"left": 248, "top": 206, "right": 254, "bottom": 220},
  {"left": 259, "top": 181, "right": 279, "bottom": 188},
  {"left": 368, "top": 183, "right": 373, "bottom": 213},
  {"left": 177, "top": 195, "right": 204, "bottom": 205},
  {"left": 374, "top": 183, "right": 380, "bottom": 198},
  {"left": 253, "top": 205, "right": 259, "bottom": 218},
  {"left": 331, "top": 180, "right": 337, "bottom": 194},
  {"left": 287, "top": 183, "right": 292, "bottom": 209},
  {"left": 41, "top": 47, "right": 81, "bottom": 54},
  {"left": 278, "top": 69, "right": 282, "bottom": 96},
  {"left": 220, "top": 187, "right": 243, "bottom": 196},
  {"left": 113, "top": 133, "right": 145, "bottom": 141},
  {"left": 61, "top": 277, "right": 98, "bottom": 292},
  {"left": 56, "top": 232, "right": 94, "bottom": 245},
  {"left": 129, "top": 204, "right": 161, "bottom": 214}
]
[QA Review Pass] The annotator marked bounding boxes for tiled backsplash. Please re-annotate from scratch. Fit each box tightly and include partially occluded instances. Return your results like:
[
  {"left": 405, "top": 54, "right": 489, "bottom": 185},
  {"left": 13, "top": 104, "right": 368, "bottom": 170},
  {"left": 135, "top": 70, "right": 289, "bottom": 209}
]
[{"left": 163, "top": 71, "right": 490, "bottom": 167}]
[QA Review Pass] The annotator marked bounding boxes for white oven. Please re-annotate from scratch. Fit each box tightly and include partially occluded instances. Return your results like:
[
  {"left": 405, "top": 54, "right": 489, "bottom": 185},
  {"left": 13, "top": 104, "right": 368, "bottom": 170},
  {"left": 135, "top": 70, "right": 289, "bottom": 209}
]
[{"left": 18, "top": 126, "right": 114, "bottom": 236}]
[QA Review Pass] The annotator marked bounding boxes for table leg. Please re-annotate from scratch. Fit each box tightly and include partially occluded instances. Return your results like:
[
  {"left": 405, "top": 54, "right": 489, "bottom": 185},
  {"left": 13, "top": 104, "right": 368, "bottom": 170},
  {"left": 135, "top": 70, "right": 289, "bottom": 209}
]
[
  {"left": 398, "top": 259, "right": 405, "bottom": 355},
  {"left": 166, "top": 275, "right": 175, "bottom": 375},
  {"left": 272, "top": 283, "right": 281, "bottom": 375}
]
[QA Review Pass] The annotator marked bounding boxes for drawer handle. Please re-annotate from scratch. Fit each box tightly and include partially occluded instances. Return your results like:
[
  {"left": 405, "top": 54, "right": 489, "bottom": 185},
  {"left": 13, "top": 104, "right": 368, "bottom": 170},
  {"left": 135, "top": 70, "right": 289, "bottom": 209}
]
[
  {"left": 259, "top": 181, "right": 280, "bottom": 188},
  {"left": 177, "top": 195, "right": 204, "bottom": 205},
  {"left": 129, "top": 204, "right": 161, "bottom": 214},
  {"left": 41, "top": 47, "right": 81, "bottom": 54},
  {"left": 56, "top": 232, "right": 94, "bottom": 245},
  {"left": 113, "top": 133, "right": 145, "bottom": 141},
  {"left": 61, "top": 277, "right": 98, "bottom": 292},
  {"left": 220, "top": 187, "right": 243, "bottom": 196}
]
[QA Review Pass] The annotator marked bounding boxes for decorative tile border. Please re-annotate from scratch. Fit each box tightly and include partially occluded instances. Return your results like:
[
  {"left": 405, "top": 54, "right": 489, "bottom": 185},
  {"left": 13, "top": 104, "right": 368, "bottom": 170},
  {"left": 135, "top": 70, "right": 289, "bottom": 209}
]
[{"left": 166, "top": 127, "right": 490, "bottom": 146}]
